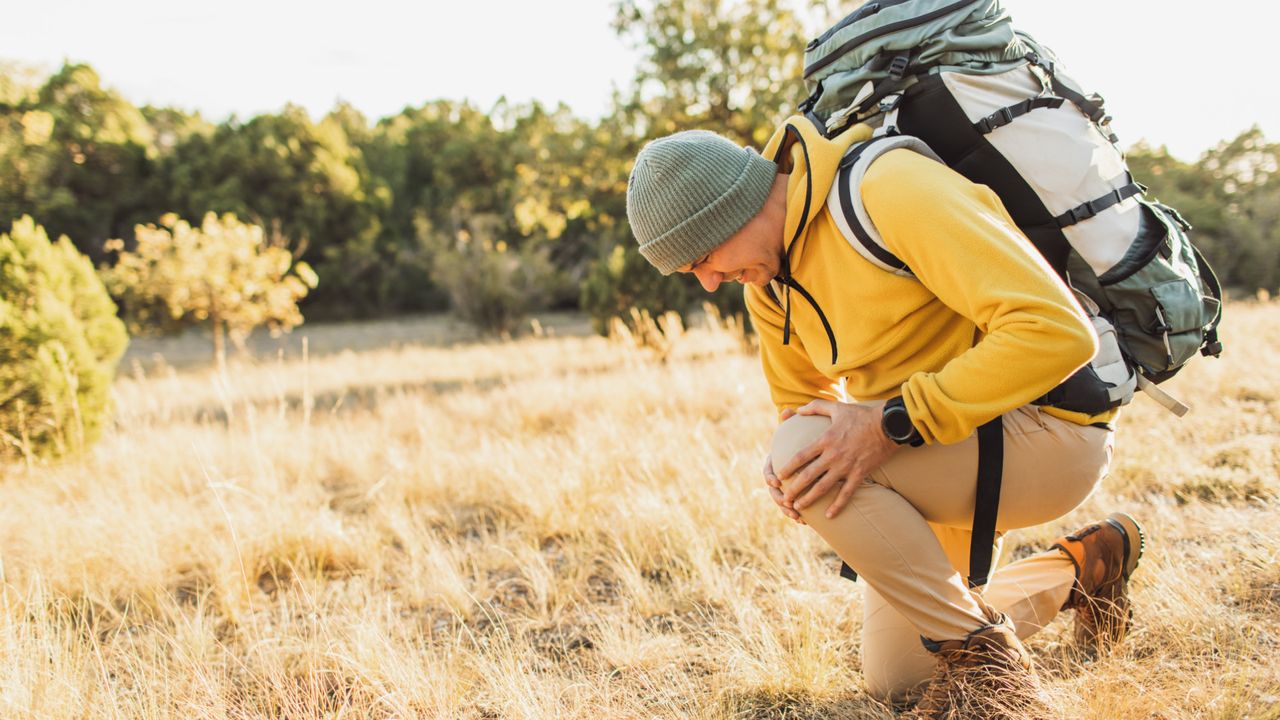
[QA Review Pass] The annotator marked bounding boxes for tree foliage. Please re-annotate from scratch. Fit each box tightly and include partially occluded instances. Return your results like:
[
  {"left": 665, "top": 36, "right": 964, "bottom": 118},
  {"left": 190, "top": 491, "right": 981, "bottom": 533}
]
[
  {"left": 0, "top": 216, "right": 128, "bottom": 460},
  {"left": 2, "top": 9, "right": 1278, "bottom": 342},
  {"left": 0, "top": 64, "right": 154, "bottom": 261},
  {"left": 613, "top": 0, "right": 810, "bottom": 146},
  {"left": 150, "top": 105, "right": 383, "bottom": 315},
  {"left": 102, "top": 213, "right": 317, "bottom": 364},
  {"left": 1129, "top": 127, "right": 1280, "bottom": 293}
]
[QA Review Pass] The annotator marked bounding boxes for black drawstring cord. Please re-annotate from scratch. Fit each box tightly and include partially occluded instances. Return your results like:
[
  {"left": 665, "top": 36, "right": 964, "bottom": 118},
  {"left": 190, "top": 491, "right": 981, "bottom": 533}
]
[
  {"left": 779, "top": 257, "right": 794, "bottom": 347},
  {"left": 787, "top": 276, "right": 839, "bottom": 365}
]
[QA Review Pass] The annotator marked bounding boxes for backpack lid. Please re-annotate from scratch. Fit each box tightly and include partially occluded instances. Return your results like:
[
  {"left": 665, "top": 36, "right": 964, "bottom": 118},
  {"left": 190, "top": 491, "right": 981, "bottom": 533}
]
[{"left": 803, "top": 0, "right": 1025, "bottom": 120}]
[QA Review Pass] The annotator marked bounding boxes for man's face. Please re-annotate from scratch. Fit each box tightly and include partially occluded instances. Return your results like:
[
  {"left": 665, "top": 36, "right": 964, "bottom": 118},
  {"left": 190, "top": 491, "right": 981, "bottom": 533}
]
[{"left": 677, "top": 207, "right": 781, "bottom": 293}]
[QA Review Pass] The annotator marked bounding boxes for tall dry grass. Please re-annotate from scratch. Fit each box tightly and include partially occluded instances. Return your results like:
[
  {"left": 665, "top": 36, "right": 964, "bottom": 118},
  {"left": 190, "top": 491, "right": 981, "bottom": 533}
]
[{"left": 1, "top": 302, "right": 1278, "bottom": 719}]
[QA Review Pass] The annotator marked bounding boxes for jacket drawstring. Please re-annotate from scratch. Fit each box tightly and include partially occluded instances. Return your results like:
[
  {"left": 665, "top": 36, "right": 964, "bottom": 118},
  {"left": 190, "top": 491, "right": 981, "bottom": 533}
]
[
  {"left": 773, "top": 259, "right": 839, "bottom": 366},
  {"left": 779, "top": 257, "right": 793, "bottom": 347}
]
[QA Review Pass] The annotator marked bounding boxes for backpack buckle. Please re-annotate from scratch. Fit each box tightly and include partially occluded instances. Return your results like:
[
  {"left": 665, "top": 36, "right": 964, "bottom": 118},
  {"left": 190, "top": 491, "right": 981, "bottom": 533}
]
[
  {"left": 975, "top": 106, "right": 1015, "bottom": 134},
  {"left": 888, "top": 54, "right": 910, "bottom": 79},
  {"left": 1064, "top": 200, "right": 1099, "bottom": 226},
  {"left": 1080, "top": 186, "right": 1129, "bottom": 222}
]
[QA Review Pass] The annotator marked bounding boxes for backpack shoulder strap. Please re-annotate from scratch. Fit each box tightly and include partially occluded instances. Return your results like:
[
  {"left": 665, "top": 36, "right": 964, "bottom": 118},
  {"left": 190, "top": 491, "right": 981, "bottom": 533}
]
[{"left": 826, "top": 133, "right": 943, "bottom": 278}]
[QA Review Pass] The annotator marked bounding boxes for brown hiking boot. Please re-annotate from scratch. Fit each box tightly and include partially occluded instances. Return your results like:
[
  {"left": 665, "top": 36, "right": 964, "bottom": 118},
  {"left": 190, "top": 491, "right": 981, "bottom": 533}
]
[
  {"left": 1052, "top": 512, "right": 1146, "bottom": 655},
  {"left": 908, "top": 608, "right": 1051, "bottom": 719}
]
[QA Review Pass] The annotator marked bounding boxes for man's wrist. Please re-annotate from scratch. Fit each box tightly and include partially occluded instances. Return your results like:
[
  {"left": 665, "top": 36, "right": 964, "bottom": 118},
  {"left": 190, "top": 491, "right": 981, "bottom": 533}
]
[{"left": 881, "top": 396, "right": 924, "bottom": 447}]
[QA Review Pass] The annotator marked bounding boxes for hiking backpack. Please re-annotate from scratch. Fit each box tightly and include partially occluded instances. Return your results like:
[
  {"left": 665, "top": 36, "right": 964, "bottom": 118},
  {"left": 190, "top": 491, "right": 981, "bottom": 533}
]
[
  {"left": 802, "top": 0, "right": 1223, "bottom": 414},
  {"left": 797, "top": 0, "right": 1223, "bottom": 588}
]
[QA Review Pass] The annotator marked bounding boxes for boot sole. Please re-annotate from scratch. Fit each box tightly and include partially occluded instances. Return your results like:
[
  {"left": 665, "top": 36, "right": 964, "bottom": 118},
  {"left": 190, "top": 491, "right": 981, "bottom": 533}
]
[{"left": 1103, "top": 512, "right": 1145, "bottom": 580}]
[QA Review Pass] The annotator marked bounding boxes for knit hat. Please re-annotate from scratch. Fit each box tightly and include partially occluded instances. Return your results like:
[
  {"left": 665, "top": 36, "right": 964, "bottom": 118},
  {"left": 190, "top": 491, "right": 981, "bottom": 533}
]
[{"left": 626, "top": 130, "right": 777, "bottom": 275}]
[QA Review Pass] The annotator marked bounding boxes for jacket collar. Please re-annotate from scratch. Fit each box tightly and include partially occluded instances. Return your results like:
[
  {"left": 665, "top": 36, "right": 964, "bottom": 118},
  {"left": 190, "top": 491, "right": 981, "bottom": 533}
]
[
  {"left": 762, "top": 116, "right": 871, "bottom": 266},
  {"left": 759, "top": 116, "right": 870, "bottom": 354}
]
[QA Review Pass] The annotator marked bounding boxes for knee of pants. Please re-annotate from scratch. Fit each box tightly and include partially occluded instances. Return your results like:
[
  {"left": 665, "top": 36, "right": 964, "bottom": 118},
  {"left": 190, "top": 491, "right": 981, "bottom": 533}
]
[
  {"left": 861, "top": 603, "right": 935, "bottom": 704},
  {"left": 863, "top": 666, "right": 925, "bottom": 706},
  {"left": 770, "top": 414, "right": 832, "bottom": 471}
]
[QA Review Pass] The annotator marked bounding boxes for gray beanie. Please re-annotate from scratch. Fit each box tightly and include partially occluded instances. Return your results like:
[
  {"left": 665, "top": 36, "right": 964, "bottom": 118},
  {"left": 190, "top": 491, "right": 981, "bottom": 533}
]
[{"left": 626, "top": 130, "right": 777, "bottom": 275}]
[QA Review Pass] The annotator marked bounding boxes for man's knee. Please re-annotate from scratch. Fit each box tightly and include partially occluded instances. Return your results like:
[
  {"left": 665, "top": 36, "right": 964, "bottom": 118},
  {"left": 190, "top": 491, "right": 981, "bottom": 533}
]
[
  {"left": 863, "top": 659, "right": 931, "bottom": 706},
  {"left": 769, "top": 414, "right": 831, "bottom": 472}
]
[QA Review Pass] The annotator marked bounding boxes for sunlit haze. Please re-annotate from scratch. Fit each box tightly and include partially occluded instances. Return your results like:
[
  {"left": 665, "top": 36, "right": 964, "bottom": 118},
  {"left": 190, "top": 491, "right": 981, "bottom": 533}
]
[{"left": 5, "top": 0, "right": 1276, "bottom": 160}]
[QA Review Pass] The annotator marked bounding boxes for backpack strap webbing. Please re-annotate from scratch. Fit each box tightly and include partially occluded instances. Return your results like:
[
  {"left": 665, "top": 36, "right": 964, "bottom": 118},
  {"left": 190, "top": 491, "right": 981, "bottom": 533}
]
[
  {"left": 837, "top": 414, "right": 1005, "bottom": 588},
  {"left": 1191, "top": 243, "right": 1225, "bottom": 357},
  {"left": 973, "top": 96, "right": 1066, "bottom": 135},
  {"left": 968, "top": 416, "right": 1005, "bottom": 588},
  {"left": 1054, "top": 181, "right": 1147, "bottom": 229},
  {"left": 1024, "top": 51, "right": 1119, "bottom": 145}
]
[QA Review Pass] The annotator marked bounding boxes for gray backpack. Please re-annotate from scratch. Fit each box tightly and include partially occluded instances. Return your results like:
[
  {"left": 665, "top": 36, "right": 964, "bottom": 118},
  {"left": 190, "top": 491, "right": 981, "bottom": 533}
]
[
  {"left": 802, "top": 0, "right": 1223, "bottom": 418},
  {"left": 800, "top": 0, "right": 1223, "bottom": 590}
]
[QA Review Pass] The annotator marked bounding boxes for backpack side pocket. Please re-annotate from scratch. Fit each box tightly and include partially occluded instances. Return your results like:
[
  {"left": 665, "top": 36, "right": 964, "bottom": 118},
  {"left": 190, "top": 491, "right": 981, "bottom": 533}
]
[{"left": 1099, "top": 202, "right": 1211, "bottom": 381}]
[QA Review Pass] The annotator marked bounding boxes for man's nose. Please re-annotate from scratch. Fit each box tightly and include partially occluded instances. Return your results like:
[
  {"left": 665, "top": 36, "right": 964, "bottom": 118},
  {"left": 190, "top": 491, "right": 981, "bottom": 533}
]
[{"left": 693, "top": 267, "right": 722, "bottom": 293}]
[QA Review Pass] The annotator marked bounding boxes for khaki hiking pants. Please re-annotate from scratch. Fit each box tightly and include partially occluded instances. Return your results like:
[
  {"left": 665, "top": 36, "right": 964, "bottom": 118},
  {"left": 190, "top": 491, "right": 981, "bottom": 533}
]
[{"left": 770, "top": 404, "right": 1114, "bottom": 701}]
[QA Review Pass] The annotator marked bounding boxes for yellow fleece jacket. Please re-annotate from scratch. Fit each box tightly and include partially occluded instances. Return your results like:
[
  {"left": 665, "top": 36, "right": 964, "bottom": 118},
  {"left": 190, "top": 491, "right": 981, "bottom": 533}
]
[{"left": 747, "top": 117, "right": 1115, "bottom": 445}]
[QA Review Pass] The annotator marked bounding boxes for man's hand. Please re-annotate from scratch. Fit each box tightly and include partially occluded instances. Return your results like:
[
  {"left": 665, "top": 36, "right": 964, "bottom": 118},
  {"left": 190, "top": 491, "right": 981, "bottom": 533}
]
[
  {"left": 777, "top": 400, "right": 901, "bottom": 519},
  {"left": 763, "top": 408, "right": 804, "bottom": 524}
]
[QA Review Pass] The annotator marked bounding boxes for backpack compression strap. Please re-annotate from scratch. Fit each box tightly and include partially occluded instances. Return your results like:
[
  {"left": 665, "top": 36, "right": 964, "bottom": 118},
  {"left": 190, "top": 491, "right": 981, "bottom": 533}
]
[{"left": 826, "top": 134, "right": 942, "bottom": 277}]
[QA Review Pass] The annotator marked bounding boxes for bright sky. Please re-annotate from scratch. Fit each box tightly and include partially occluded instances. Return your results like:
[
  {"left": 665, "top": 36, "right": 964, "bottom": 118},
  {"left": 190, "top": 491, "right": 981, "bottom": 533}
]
[{"left": 5, "top": 0, "right": 1275, "bottom": 160}]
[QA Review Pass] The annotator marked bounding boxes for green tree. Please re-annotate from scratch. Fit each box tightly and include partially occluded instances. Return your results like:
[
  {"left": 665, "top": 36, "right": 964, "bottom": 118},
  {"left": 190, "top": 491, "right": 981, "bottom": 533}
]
[
  {"left": 152, "top": 105, "right": 382, "bottom": 316},
  {"left": 1130, "top": 127, "right": 1280, "bottom": 293},
  {"left": 582, "top": 243, "right": 696, "bottom": 334},
  {"left": 613, "top": 0, "right": 811, "bottom": 146},
  {"left": 0, "top": 216, "right": 128, "bottom": 461},
  {"left": 102, "top": 212, "right": 317, "bottom": 367},
  {"left": 504, "top": 102, "right": 638, "bottom": 307},
  {"left": 0, "top": 64, "right": 156, "bottom": 260},
  {"left": 362, "top": 100, "right": 516, "bottom": 312},
  {"left": 1199, "top": 128, "right": 1280, "bottom": 292}
]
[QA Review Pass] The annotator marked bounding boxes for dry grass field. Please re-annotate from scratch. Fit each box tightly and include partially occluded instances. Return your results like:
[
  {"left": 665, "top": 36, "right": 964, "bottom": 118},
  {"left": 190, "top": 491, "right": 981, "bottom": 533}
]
[{"left": 2, "top": 301, "right": 1279, "bottom": 719}]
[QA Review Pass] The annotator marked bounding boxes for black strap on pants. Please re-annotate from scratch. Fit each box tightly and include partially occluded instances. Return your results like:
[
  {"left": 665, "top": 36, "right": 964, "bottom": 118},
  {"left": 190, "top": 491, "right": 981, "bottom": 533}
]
[
  {"left": 968, "top": 416, "right": 1005, "bottom": 588},
  {"left": 838, "top": 415, "right": 1005, "bottom": 588}
]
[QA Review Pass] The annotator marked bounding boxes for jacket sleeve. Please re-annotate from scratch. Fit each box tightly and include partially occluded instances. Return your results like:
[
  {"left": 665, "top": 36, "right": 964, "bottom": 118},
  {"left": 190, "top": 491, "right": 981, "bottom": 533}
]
[
  {"left": 860, "top": 149, "right": 1097, "bottom": 444},
  {"left": 744, "top": 283, "right": 837, "bottom": 417}
]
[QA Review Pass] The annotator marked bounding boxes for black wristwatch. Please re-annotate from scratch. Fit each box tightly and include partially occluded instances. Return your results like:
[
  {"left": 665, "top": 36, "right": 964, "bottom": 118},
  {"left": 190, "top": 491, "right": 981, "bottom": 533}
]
[{"left": 881, "top": 396, "right": 924, "bottom": 447}]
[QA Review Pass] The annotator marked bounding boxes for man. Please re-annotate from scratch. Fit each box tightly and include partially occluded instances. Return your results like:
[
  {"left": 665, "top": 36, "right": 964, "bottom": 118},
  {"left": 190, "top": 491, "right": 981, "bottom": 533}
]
[{"left": 624, "top": 118, "right": 1145, "bottom": 717}]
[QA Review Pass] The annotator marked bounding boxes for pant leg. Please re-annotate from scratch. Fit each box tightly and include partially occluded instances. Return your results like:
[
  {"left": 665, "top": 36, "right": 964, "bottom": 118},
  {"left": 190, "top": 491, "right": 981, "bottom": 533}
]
[
  {"left": 982, "top": 549, "right": 1078, "bottom": 636},
  {"left": 771, "top": 404, "right": 1113, "bottom": 700},
  {"left": 872, "top": 405, "right": 1113, "bottom": 531},
  {"left": 871, "top": 405, "right": 1114, "bottom": 636},
  {"left": 861, "top": 524, "right": 1005, "bottom": 702},
  {"left": 771, "top": 476, "right": 995, "bottom": 642}
]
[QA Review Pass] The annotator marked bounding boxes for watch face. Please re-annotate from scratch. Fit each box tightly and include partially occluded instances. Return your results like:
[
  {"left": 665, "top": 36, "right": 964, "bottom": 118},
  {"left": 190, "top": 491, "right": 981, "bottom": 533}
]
[{"left": 884, "top": 407, "right": 914, "bottom": 441}]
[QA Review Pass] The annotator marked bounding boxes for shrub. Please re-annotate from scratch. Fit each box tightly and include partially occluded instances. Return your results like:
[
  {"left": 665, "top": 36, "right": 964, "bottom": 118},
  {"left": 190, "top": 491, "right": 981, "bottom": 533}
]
[
  {"left": 0, "top": 216, "right": 128, "bottom": 460},
  {"left": 580, "top": 242, "right": 746, "bottom": 335},
  {"left": 101, "top": 212, "right": 317, "bottom": 366},
  {"left": 423, "top": 213, "right": 557, "bottom": 337}
]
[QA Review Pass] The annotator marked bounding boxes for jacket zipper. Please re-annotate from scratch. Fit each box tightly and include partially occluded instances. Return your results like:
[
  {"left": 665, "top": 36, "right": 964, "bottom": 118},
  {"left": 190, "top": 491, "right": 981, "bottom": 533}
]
[{"left": 804, "top": 0, "right": 981, "bottom": 79}]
